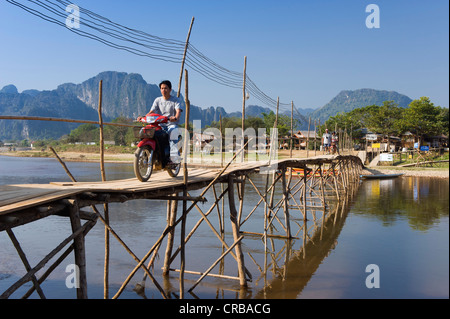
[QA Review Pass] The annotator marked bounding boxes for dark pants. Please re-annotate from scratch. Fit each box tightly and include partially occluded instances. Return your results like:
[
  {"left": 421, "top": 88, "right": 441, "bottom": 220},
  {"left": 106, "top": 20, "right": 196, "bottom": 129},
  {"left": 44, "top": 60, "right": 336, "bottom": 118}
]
[{"left": 154, "top": 130, "right": 170, "bottom": 167}]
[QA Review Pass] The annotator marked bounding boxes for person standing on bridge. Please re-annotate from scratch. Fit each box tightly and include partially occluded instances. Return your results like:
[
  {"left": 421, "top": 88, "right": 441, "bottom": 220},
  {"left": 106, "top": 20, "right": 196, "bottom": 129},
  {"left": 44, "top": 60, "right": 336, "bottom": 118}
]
[
  {"left": 322, "top": 129, "right": 331, "bottom": 154},
  {"left": 331, "top": 131, "right": 339, "bottom": 154}
]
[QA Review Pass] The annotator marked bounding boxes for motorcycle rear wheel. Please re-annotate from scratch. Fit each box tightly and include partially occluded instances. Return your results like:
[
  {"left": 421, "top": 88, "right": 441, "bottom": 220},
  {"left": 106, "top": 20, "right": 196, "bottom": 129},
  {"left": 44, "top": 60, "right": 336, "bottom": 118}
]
[
  {"left": 134, "top": 146, "right": 154, "bottom": 182},
  {"left": 166, "top": 145, "right": 181, "bottom": 177}
]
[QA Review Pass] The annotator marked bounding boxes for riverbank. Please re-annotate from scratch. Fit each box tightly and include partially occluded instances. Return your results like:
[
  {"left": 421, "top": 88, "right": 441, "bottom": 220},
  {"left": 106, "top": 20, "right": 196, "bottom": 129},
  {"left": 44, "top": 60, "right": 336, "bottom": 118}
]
[
  {"left": 361, "top": 167, "right": 449, "bottom": 179},
  {"left": 1, "top": 149, "right": 448, "bottom": 178}
]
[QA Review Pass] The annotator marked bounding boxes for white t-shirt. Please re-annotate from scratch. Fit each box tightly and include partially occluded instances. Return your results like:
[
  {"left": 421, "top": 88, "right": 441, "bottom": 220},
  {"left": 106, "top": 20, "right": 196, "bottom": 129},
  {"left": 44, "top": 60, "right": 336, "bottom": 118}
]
[
  {"left": 323, "top": 133, "right": 331, "bottom": 144},
  {"left": 150, "top": 95, "right": 182, "bottom": 125}
]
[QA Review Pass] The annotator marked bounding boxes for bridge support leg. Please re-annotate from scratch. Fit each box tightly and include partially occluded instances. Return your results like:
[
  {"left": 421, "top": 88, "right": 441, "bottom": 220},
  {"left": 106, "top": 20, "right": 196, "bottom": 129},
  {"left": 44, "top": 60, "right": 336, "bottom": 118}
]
[
  {"left": 68, "top": 199, "right": 88, "bottom": 299},
  {"left": 228, "top": 175, "right": 248, "bottom": 288},
  {"left": 163, "top": 197, "right": 178, "bottom": 276},
  {"left": 281, "top": 167, "right": 291, "bottom": 238}
]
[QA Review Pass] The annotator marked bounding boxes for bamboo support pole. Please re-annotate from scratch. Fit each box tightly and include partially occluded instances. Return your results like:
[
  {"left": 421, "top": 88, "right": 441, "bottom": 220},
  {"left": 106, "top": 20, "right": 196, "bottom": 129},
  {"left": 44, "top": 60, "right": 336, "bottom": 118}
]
[
  {"left": 6, "top": 228, "right": 46, "bottom": 299},
  {"left": 162, "top": 198, "right": 178, "bottom": 276},
  {"left": 48, "top": 147, "right": 76, "bottom": 181},
  {"left": 171, "top": 265, "right": 243, "bottom": 282},
  {"left": 212, "top": 185, "right": 224, "bottom": 237},
  {"left": 237, "top": 175, "right": 246, "bottom": 225},
  {"left": 22, "top": 218, "right": 97, "bottom": 299},
  {"left": 67, "top": 199, "right": 88, "bottom": 299},
  {"left": 1, "top": 219, "right": 95, "bottom": 299},
  {"left": 244, "top": 173, "right": 284, "bottom": 228},
  {"left": 188, "top": 235, "right": 244, "bottom": 292},
  {"left": 112, "top": 122, "right": 252, "bottom": 299},
  {"left": 48, "top": 147, "right": 167, "bottom": 299},
  {"left": 302, "top": 169, "right": 308, "bottom": 221},
  {"left": 167, "top": 188, "right": 229, "bottom": 266},
  {"left": 166, "top": 189, "right": 252, "bottom": 284},
  {"left": 1, "top": 126, "right": 364, "bottom": 299},
  {"left": 227, "top": 175, "right": 248, "bottom": 287},
  {"left": 281, "top": 167, "right": 292, "bottom": 238}
]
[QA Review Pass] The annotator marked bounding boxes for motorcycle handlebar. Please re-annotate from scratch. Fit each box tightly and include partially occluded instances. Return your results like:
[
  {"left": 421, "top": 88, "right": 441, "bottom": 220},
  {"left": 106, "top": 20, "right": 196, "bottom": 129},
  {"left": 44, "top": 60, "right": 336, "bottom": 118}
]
[{"left": 136, "top": 114, "right": 172, "bottom": 124}]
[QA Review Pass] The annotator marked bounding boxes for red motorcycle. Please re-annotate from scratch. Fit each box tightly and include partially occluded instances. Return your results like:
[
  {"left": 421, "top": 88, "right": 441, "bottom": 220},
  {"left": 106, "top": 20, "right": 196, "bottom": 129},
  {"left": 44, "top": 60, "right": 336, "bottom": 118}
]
[{"left": 133, "top": 113, "right": 181, "bottom": 182}]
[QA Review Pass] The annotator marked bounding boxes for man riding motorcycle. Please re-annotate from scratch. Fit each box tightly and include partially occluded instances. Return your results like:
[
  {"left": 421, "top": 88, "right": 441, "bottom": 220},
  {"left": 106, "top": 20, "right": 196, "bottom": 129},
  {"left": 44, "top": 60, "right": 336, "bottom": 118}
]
[{"left": 137, "top": 80, "right": 182, "bottom": 166}]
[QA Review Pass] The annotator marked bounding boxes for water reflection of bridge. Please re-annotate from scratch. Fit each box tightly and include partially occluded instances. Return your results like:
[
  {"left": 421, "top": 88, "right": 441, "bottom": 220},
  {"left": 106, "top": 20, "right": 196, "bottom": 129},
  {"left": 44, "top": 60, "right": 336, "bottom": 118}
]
[
  {"left": 253, "top": 187, "right": 357, "bottom": 299},
  {"left": 0, "top": 154, "right": 363, "bottom": 299}
]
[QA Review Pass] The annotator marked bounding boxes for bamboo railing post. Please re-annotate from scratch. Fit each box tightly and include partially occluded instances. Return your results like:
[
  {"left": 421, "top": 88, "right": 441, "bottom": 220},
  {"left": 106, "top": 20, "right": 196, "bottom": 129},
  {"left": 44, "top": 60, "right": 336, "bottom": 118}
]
[
  {"left": 268, "top": 98, "right": 280, "bottom": 216},
  {"left": 314, "top": 120, "right": 317, "bottom": 156},
  {"left": 98, "top": 81, "right": 105, "bottom": 181},
  {"left": 307, "top": 116, "right": 311, "bottom": 158},
  {"left": 177, "top": 17, "right": 194, "bottom": 98},
  {"left": 97, "top": 80, "right": 110, "bottom": 299},
  {"left": 290, "top": 101, "right": 293, "bottom": 158},
  {"left": 241, "top": 56, "right": 247, "bottom": 163},
  {"left": 49, "top": 147, "right": 76, "bottom": 181},
  {"left": 180, "top": 68, "right": 191, "bottom": 298},
  {"left": 220, "top": 114, "right": 224, "bottom": 167}
]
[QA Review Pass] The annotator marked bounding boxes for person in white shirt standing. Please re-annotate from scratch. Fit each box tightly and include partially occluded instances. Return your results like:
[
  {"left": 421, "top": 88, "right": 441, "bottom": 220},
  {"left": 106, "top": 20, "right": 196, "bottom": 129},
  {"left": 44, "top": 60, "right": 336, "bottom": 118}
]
[{"left": 322, "top": 129, "right": 331, "bottom": 154}]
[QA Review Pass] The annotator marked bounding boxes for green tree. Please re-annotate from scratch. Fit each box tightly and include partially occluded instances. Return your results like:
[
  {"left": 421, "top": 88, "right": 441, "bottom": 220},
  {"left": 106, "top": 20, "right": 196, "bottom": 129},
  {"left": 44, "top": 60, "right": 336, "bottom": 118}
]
[
  {"left": 67, "top": 123, "right": 99, "bottom": 143},
  {"left": 262, "top": 111, "right": 292, "bottom": 136},
  {"left": 402, "top": 97, "right": 443, "bottom": 145},
  {"left": 104, "top": 116, "right": 133, "bottom": 146},
  {"left": 437, "top": 107, "right": 449, "bottom": 136},
  {"left": 365, "top": 101, "right": 403, "bottom": 150}
]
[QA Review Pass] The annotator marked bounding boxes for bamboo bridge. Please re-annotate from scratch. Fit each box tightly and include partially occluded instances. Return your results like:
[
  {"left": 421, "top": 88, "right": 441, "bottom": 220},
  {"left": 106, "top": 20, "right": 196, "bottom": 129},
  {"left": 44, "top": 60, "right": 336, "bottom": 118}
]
[{"left": 0, "top": 154, "right": 363, "bottom": 299}]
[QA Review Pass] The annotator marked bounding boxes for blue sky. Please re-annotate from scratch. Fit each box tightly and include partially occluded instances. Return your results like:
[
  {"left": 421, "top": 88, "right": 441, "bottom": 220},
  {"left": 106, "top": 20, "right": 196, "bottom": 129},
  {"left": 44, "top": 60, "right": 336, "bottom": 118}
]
[{"left": 0, "top": 0, "right": 448, "bottom": 114}]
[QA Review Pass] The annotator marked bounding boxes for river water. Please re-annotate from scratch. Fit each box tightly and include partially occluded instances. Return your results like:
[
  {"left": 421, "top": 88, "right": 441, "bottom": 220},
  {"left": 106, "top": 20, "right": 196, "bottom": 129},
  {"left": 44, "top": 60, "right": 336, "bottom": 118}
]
[{"left": 0, "top": 155, "right": 448, "bottom": 299}]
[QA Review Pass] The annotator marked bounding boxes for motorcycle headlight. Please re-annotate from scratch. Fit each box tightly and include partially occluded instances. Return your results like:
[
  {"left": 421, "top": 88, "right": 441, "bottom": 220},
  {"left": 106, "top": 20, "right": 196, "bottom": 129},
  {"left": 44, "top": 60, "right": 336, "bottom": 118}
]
[{"left": 146, "top": 115, "right": 159, "bottom": 123}]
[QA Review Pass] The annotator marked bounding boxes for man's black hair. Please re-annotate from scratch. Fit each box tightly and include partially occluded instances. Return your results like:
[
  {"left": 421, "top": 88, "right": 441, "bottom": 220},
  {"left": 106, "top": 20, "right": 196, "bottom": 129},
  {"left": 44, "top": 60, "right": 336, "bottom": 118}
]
[{"left": 159, "top": 80, "right": 172, "bottom": 90}]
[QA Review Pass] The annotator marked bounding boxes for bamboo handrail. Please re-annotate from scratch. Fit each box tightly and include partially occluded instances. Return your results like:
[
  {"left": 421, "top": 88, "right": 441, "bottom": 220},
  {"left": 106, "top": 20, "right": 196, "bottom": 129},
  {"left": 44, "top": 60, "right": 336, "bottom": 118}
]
[{"left": 0, "top": 115, "right": 139, "bottom": 128}]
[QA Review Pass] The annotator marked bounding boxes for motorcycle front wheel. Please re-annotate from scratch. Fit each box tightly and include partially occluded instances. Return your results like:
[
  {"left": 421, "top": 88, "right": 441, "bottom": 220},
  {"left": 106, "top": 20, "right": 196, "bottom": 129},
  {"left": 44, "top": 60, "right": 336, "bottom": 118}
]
[
  {"left": 134, "top": 146, "right": 154, "bottom": 182},
  {"left": 167, "top": 162, "right": 181, "bottom": 177}
]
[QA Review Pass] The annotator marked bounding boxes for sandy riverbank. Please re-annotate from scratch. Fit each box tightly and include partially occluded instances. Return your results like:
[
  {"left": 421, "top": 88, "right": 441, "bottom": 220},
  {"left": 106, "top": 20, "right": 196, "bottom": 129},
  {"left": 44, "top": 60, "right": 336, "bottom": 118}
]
[
  {"left": 1, "top": 149, "right": 448, "bottom": 178},
  {"left": 361, "top": 167, "right": 449, "bottom": 179}
]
